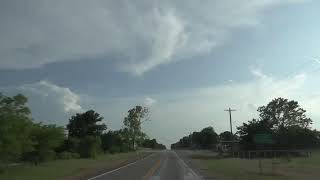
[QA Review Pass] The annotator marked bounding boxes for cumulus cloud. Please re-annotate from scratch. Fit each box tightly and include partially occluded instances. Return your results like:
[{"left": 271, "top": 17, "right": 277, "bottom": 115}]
[
  {"left": 20, "top": 81, "right": 83, "bottom": 113},
  {"left": 0, "top": 80, "right": 84, "bottom": 124},
  {"left": 1, "top": 68, "right": 319, "bottom": 146},
  {"left": 143, "top": 97, "right": 157, "bottom": 106},
  {"left": 144, "top": 68, "right": 319, "bottom": 145},
  {"left": 0, "top": 0, "right": 306, "bottom": 75}
]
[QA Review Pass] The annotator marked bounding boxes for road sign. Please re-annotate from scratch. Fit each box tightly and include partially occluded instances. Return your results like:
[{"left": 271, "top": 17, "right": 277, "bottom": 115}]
[{"left": 253, "top": 133, "right": 274, "bottom": 144}]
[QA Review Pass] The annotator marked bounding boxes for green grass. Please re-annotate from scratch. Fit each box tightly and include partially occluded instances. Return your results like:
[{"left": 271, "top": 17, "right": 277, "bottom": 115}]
[
  {"left": 194, "top": 151, "right": 320, "bottom": 180},
  {"left": 0, "top": 151, "right": 148, "bottom": 180}
]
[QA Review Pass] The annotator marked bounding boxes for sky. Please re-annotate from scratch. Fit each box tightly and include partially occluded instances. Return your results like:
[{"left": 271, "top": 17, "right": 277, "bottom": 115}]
[{"left": 1, "top": 0, "right": 320, "bottom": 147}]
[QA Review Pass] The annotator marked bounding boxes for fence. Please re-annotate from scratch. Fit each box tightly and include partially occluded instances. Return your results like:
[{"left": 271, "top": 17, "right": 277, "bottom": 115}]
[{"left": 232, "top": 150, "right": 312, "bottom": 159}]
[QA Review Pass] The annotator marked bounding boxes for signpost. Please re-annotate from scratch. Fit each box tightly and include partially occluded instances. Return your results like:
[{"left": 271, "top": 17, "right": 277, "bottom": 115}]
[
  {"left": 253, "top": 134, "right": 274, "bottom": 145},
  {"left": 253, "top": 133, "right": 274, "bottom": 174}
]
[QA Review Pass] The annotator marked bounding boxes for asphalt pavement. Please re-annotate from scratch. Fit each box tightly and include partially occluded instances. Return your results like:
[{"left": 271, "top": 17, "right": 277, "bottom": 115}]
[{"left": 87, "top": 150, "right": 203, "bottom": 180}]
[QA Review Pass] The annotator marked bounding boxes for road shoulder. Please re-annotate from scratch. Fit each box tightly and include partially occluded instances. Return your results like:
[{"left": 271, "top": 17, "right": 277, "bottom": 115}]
[{"left": 61, "top": 152, "right": 152, "bottom": 180}]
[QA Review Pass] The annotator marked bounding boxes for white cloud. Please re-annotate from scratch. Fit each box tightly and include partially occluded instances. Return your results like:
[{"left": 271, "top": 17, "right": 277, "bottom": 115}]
[
  {"left": 143, "top": 97, "right": 157, "bottom": 106},
  {"left": 20, "top": 81, "right": 83, "bottom": 113},
  {"left": 1, "top": 68, "right": 319, "bottom": 147},
  {"left": 0, "top": 80, "right": 84, "bottom": 124},
  {"left": 0, "top": 0, "right": 307, "bottom": 75},
  {"left": 141, "top": 68, "right": 319, "bottom": 146}
]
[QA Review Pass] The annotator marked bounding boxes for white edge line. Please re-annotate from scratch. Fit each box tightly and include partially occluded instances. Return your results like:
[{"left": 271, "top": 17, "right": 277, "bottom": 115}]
[
  {"left": 87, "top": 153, "right": 154, "bottom": 180},
  {"left": 173, "top": 151, "right": 203, "bottom": 180}
]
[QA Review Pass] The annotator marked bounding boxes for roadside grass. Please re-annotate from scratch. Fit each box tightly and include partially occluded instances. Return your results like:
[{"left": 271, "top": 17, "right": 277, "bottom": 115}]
[
  {"left": 193, "top": 151, "right": 320, "bottom": 180},
  {"left": 0, "top": 151, "right": 148, "bottom": 180}
]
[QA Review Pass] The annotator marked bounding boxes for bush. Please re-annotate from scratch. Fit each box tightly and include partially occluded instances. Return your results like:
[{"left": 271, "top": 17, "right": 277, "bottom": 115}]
[
  {"left": 57, "top": 152, "right": 80, "bottom": 160},
  {"left": 109, "top": 146, "right": 121, "bottom": 154},
  {"left": 0, "top": 165, "right": 5, "bottom": 174},
  {"left": 120, "top": 145, "right": 131, "bottom": 153},
  {"left": 39, "top": 150, "right": 56, "bottom": 162},
  {"left": 79, "top": 136, "right": 102, "bottom": 158}
]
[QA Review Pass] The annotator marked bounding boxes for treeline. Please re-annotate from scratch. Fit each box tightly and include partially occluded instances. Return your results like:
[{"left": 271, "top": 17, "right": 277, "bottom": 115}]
[
  {"left": 172, "top": 97, "right": 320, "bottom": 151},
  {"left": 171, "top": 127, "right": 237, "bottom": 149},
  {"left": 237, "top": 97, "right": 320, "bottom": 150},
  {"left": 0, "top": 93, "right": 165, "bottom": 167}
]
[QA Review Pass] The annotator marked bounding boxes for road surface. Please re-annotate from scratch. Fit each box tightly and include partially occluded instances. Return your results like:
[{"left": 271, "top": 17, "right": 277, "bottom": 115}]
[{"left": 88, "top": 150, "right": 203, "bottom": 180}]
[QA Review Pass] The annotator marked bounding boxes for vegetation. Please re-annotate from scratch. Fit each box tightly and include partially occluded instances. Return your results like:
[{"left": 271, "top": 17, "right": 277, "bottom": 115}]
[
  {"left": 142, "top": 138, "right": 166, "bottom": 150},
  {"left": 0, "top": 94, "right": 34, "bottom": 164},
  {"left": 192, "top": 150, "right": 320, "bottom": 180},
  {"left": 219, "top": 131, "right": 239, "bottom": 141},
  {"left": 0, "top": 93, "right": 165, "bottom": 174},
  {"left": 67, "top": 110, "right": 107, "bottom": 138},
  {"left": 237, "top": 97, "right": 320, "bottom": 150},
  {"left": 123, "top": 106, "right": 149, "bottom": 150},
  {"left": 171, "top": 126, "right": 219, "bottom": 149},
  {"left": 172, "top": 97, "right": 320, "bottom": 151},
  {"left": 0, "top": 151, "right": 148, "bottom": 180}
]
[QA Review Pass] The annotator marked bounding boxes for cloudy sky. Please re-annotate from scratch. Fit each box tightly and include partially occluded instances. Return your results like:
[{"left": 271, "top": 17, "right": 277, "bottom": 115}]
[{"left": 1, "top": 0, "right": 320, "bottom": 147}]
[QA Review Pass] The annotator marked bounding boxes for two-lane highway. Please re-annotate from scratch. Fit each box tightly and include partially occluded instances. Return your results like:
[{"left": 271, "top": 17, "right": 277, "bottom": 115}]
[{"left": 88, "top": 150, "right": 202, "bottom": 180}]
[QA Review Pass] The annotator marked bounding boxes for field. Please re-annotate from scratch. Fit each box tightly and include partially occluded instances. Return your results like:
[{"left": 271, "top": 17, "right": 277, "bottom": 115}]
[
  {"left": 0, "top": 151, "right": 148, "bottom": 180},
  {"left": 192, "top": 151, "right": 320, "bottom": 180}
]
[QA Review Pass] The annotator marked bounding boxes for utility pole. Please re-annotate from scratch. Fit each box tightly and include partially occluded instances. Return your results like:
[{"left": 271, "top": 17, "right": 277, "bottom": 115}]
[
  {"left": 224, "top": 107, "right": 236, "bottom": 155},
  {"left": 224, "top": 108, "right": 236, "bottom": 135}
]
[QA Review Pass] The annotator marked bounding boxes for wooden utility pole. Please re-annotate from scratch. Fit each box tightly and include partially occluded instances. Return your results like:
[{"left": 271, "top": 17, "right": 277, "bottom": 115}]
[
  {"left": 224, "top": 108, "right": 236, "bottom": 135},
  {"left": 225, "top": 108, "right": 236, "bottom": 155}
]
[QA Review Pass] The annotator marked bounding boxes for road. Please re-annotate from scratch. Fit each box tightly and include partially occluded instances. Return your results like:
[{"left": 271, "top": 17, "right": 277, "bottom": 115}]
[{"left": 88, "top": 150, "right": 203, "bottom": 180}]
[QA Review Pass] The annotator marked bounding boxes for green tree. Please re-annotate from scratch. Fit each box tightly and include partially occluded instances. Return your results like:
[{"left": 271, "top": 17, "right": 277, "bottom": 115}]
[
  {"left": 142, "top": 138, "right": 166, "bottom": 149},
  {"left": 237, "top": 118, "right": 273, "bottom": 149},
  {"left": 171, "top": 126, "right": 218, "bottom": 149},
  {"left": 67, "top": 110, "right": 107, "bottom": 138},
  {"left": 79, "top": 136, "right": 101, "bottom": 158},
  {"left": 66, "top": 110, "right": 106, "bottom": 158},
  {"left": 219, "top": 131, "right": 238, "bottom": 141},
  {"left": 0, "top": 94, "right": 34, "bottom": 164},
  {"left": 101, "top": 130, "right": 124, "bottom": 153},
  {"left": 238, "top": 97, "right": 317, "bottom": 150},
  {"left": 199, "top": 127, "right": 218, "bottom": 148},
  {"left": 258, "top": 97, "right": 312, "bottom": 130},
  {"left": 24, "top": 124, "right": 65, "bottom": 164},
  {"left": 123, "top": 106, "right": 149, "bottom": 150}
]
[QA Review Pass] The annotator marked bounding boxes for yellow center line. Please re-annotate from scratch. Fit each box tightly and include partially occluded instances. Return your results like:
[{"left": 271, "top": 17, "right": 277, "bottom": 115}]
[{"left": 143, "top": 158, "right": 163, "bottom": 180}]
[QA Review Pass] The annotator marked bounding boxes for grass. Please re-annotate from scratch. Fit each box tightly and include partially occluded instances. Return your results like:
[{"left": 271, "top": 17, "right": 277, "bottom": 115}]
[
  {"left": 192, "top": 151, "right": 320, "bottom": 180},
  {"left": 0, "top": 151, "right": 148, "bottom": 180}
]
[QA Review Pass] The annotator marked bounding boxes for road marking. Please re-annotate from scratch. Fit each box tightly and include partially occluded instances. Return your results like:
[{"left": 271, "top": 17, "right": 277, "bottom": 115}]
[
  {"left": 143, "top": 158, "right": 162, "bottom": 180},
  {"left": 87, "top": 153, "right": 154, "bottom": 180},
  {"left": 173, "top": 151, "right": 203, "bottom": 180},
  {"left": 157, "top": 152, "right": 168, "bottom": 174}
]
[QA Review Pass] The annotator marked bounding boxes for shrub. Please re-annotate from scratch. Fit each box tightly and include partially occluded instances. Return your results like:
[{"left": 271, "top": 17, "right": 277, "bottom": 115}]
[
  {"left": 39, "top": 150, "right": 56, "bottom": 162},
  {"left": 120, "top": 145, "right": 131, "bottom": 153},
  {"left": 79, "top": 136, "right": 102, "bottom": 158},
  {"left": 57, "top": 151, "right": 80, "bottom": 160},
  {"left": 109, "top": 146, "right": 121, "bottom": 154},
  {"left": 0, "top": 165, "right": 5, "bottom": 174}
]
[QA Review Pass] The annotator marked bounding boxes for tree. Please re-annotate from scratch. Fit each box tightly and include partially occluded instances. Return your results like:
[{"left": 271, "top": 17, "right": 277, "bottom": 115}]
[
  {"left": 0, "top": 94, "right": 34, "bottom": 164},
  {"left": 79, "top": 136, "right": 101, "bottom": 158},
  {"left": 237, "top": 119, "right": 273, "bottom": 150},
  {"left": 258, "top": 97, "right": 312, "bottom": 130},
  {"left": 66, "top": 110, "right": 106, "bottom": 158},
  {"left": 67, "top": 110, "right": 107, "bottom": 138},
  {"left": 142, "top": 138, "right": 166, "bottom": 149},
  {"left": 101, "top": 130, "right": 123, "bottom": 153},
  {"left": 219, "top": 131, "right": 238, "bottom": 141},
  {"left": 237, "top": 97, "right": 317, "bottom": 150},
  {"left": 123, "top": 106, "right": 149, "bottom": 150},
  {"left": 199, "top": 127, "right": 218, "bottom": 148},
  {"left": 25, "top": 124, "right": 65, "bottom": 164},
  {"left": 171, "top": 126, "right": 218, "bottom": 149}
]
